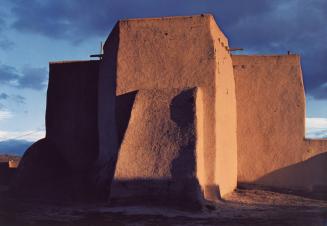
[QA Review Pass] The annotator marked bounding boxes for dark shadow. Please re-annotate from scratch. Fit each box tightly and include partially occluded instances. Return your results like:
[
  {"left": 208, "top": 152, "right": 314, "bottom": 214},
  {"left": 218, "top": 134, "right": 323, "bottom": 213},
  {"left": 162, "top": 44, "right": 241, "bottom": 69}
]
[
  {"left": 91, "top": 22, "right": 121, "bottom": 201},
  {"left": 170, "top": 88, "right": 195, "bottom": 127},
  {"left": 111, "top": 178, "right": 202, "bottom": 210},
  {"left": 10, "top": 139, "right": 71, "bottom": 200},
  {"left": 115, "top": 91, "right": 138, "bottom": 146},
  {"left": 12, "top": 57, "right": 107, "bottom": 201},
  {"left": 0, "top": 163, "right": 16, "bottom": 186},
  {"left": 240, "top": 152, "right": 327, "bottom": 200},
  {"left": 10, "top": 139, "right": 102, "bottom": 202},
  {"left": 169, "top": 88, "right": 196, "bottom": 180},
  {"left": 169, "top": 88, "right": 203, "bottom": 204},
  {"left": 46, "top": 60, "right": 100, "bottom": 169}
]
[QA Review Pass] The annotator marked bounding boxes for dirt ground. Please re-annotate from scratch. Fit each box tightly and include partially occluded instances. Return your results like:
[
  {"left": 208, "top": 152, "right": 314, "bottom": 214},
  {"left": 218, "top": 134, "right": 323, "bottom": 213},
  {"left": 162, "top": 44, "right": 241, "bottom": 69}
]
[{"left": 0, "top": 188, "right": 326, "bottom": 226}]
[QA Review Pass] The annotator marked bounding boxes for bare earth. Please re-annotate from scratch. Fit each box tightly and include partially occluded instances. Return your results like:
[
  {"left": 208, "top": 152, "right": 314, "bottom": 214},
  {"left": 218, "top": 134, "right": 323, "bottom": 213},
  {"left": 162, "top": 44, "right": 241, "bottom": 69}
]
[{"left": 0, "top": 188, "right": 326, "bottom": 226}]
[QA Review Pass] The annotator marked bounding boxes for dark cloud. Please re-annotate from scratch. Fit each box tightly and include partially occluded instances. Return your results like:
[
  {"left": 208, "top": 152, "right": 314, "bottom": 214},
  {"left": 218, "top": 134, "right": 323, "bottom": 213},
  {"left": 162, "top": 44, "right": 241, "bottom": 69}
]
[
  {"left": 9, "top": 0, "right": 210, "bottom": 42},
  {"left": 0, "top": 64, "right": 20, "bottom": 85},
  {"left": 6, "top": 0, "right": 286, "bottom": 43},
  {"left": 0, "top": 93, "right": 9, "bottom": 100},
  {"left": 0, "top": 38, "right": 14, "bottom": 50},
  {"left": 0, "top": 92, "right": 7, "bottom": 110},
  {"left": 218, "top": 0, "right": 327, "bottom": 100},
  {"left": 19, "top": 67, "right": 48, "bottom": 90},
  {"left": 7, "top": 0, "right": 327, "bottom": 99},
  {"left": 0, "top": 16, "right": 6, "bottom": 33},
  {"left": 311, "top": 85, "right": 327, "bottom": 100},
  {"left": 0, "top": 63, "right": 47, "bottom": 90},
  {"left": 0, "top": 9, "right": 14, "bottom": 50},
  {"left": 0, "top": 93, "right": 25, "bottom": 111}
]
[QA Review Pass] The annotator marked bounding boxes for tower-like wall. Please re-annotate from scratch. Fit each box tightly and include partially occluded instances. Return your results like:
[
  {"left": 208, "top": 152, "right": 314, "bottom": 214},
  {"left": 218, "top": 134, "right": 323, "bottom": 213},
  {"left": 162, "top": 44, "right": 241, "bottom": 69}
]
[
  {"left": 46, "top": 61, "right": 100, "bottom": 171},
  {"left": 99, "top": 14, "right": 238, "bottom": 205},
  {"left": 13, "top": 60, "right": 101, "bottom": 200}
]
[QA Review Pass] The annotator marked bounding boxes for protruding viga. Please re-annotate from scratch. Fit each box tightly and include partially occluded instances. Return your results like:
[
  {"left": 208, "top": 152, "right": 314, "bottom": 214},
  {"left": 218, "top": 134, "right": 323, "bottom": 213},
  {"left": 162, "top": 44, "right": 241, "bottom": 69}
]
[{"left": 98, "top": 14, "right": 237, "bottom": 206}]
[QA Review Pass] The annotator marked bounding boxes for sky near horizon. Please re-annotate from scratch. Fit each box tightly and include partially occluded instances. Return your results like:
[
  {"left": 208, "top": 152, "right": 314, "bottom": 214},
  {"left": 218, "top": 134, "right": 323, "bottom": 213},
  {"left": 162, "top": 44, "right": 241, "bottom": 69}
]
[{"left": 0, "top": 0, "right": 327, "bottom": 147}]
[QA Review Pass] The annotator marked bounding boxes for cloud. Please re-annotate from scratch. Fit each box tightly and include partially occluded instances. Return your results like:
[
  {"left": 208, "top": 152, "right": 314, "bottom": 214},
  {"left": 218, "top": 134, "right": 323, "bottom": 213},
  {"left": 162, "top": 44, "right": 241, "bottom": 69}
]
[
  {"left": 0, "top": 129, "right": 45, "bottom": 142},
  {"left": 0, "top": 110, "right": 13, "bottom": 121},
  {"left": 0, "top": 63, "right": 48, "bottom": 90},
  {"left": 9, "top": 0, "right": 210, "bottom": 42},
  {"left": 306, "top": 117, "right": 327, "bottom": 139},
  {"left": 310, "top": 83, "right": 327, "bottom": 100},
  {"left": 0, "top": 93, "right": 9, "bottom": 100},
  {"left": 217, "top": 0, "right": 327, "bottom": 99},
  {"left": 0, "top": 93, "right": 25, "bottom": 112},
  {"left": 0, "top": 38, "right": 14, "bottom": 50},
  {"left": 19, "top": 66, "right": 48, "bottom": 90},
  {"left": 306, "top": 129, "right": 327, "bottom": 139},
  {"left": 0, "top": 93, "right": 9, "bottom": 110},
  {"left": 12, "top": 95, "right": 26, "bottom": 104},
  {"left": 6, "top": 0, "right": 327, "bottom": 99},
  {"left": 0, "top": 63, "right": 20, "bottom": 85},
  {"left": 0, "top": 8, "right": 14, "bottom": 50}
]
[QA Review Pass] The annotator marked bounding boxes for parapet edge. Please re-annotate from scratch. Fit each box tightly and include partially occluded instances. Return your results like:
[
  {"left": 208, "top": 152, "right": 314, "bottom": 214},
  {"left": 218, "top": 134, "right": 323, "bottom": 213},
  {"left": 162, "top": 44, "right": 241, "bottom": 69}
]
[
  {"left": 231, "top": 54, "right": 301, "bottom": 67},
  {"left": 117, "top": 13, "right": 213, "bottom": 23},
  {"left": 103, "top": 14, "right": 215, "bottom": 50}
]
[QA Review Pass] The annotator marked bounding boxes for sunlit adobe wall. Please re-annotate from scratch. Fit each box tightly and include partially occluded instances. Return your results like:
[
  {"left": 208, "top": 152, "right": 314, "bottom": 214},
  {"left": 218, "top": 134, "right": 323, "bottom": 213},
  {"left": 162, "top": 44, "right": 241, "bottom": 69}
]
[{"left": 233, "top": 55, "right": 327, "bottom": 192}]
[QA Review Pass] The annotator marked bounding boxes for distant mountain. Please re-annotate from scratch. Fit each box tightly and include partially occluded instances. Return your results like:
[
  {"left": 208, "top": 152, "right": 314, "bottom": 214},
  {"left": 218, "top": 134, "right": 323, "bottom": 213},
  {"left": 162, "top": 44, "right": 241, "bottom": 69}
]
[{"left": 0, "top": 139, "right": 33, "bottom": 156}]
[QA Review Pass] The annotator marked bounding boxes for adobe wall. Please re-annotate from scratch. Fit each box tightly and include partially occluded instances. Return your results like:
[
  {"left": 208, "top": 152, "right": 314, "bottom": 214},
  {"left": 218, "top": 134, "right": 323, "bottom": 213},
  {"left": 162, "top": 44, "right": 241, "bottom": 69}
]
[
  {"left": 46, "top": 60, "right": 100, "bottom": 172},
  {"left": 211, "top": 20, "right": 237, "bottom": 197},
  {"left": 12, "top": 60, "right": 102, "bottom": 200},
  {"left": 233, "top": 55, "right": 327, "bottom": 191},
  {"left": 112, "top": 15, "right": 215, "bottom": 95},
  {"left": 111, "top": 88, "right": 202, "bottom": 207},
  {"left": 97, "top": 28, "right": 120, "bottom": 196},
  {"left": 99, "top": 14, "right": 237, "bottom": 204}
]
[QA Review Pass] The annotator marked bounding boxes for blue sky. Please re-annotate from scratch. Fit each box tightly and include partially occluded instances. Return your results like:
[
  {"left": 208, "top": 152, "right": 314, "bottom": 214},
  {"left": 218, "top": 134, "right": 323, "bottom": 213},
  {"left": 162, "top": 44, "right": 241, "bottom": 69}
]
[{"left": 0, "top": 0, "right": 327, "bottom": 154}]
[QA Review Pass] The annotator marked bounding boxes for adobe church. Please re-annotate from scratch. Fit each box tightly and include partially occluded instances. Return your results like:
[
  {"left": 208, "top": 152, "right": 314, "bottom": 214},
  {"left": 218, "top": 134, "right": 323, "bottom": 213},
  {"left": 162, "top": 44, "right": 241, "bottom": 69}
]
[{"left": 12, "top": 14, "right": 327, "bottom": 207}]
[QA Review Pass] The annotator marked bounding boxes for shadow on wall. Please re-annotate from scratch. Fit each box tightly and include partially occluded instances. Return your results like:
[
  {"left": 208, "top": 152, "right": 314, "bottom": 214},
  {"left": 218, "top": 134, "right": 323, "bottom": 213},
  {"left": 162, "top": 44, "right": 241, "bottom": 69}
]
[
  {"left": 170, "top": 89, "right": 196, "bottom": 179},
  {"left": 111, "top": 88, "right": 203, "bottom": 208},
  {"left": 116, "top": 91, "right": 138, "bottom": 145},
  {"left": 170, "top": 89, "right": 195, "bottom": 127},
  {"left": 253, "top": 152, "right": 327, "bottom": 199}
]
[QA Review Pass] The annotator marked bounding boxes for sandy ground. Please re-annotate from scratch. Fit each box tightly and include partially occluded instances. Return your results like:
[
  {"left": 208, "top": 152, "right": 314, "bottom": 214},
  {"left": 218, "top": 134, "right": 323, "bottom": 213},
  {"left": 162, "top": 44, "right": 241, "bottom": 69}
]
[{"left": 0, "top": 188, "right": 326, "bottom": 226}]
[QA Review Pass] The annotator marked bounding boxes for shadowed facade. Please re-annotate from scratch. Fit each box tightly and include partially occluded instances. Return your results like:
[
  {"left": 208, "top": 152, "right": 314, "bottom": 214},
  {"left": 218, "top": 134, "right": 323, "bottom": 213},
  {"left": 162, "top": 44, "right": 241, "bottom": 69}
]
[{"left": 11, "top": 14, "right": 327, "bottom": 206}]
